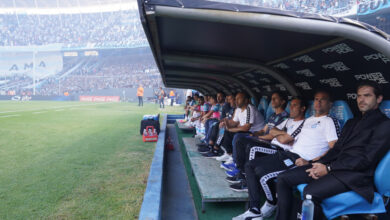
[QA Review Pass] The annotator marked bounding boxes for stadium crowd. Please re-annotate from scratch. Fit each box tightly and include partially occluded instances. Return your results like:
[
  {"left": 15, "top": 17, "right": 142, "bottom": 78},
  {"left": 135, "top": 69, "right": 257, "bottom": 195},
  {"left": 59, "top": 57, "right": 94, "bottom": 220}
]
[
  {"left": 1, "top": 57, "right": 163, "bottom": 96},
  {"left": 0, "top": 10, "right": 146, "bottom": 48},
  {"left": 181, "top": 81, "right": 390, "bottom": 220}
]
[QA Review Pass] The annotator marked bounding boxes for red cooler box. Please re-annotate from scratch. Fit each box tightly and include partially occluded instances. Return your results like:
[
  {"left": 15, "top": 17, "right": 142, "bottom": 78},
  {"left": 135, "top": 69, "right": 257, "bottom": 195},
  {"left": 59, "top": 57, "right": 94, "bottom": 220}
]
[{"left": 142, "top": 126, "right": 158, "bottom": 142}]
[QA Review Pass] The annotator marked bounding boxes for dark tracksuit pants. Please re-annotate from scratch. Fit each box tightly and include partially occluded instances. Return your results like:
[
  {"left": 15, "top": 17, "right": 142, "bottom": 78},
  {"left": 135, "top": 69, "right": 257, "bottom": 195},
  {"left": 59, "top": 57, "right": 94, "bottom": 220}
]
[
  {"left": 245, "top": 151, "right": 300, "bottom": 210},
  {"left": 235, "top": 137, "right": 278, "bottom": 171},
  {"left": 275, "top": 165, "right": 349, "bottom": 220},
  {"left": 204, "top": 119, "right": 219, "bottom": 143},
  {"left": 221, "top": 131, "right": 249, "bottom": 154}
]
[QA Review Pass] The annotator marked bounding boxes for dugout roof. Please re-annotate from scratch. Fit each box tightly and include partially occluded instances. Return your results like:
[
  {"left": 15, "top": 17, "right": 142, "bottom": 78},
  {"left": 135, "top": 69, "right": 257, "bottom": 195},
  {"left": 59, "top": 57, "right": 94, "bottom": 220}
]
[{"left": 138, "top": 0, "right": 390, "bottom": 105}]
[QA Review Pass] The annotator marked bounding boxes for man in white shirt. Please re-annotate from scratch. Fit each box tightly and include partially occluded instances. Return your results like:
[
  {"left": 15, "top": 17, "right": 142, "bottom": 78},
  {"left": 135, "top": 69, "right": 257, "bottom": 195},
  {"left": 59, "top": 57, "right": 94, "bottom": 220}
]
[
  {"left": 204, "top": 92, "right": 265, "bottom": 158},
  {"left": 233, "top": 90, "right": 340, "bottom": 220},
  {"left": 227, "top": 97, "right": 306, "bottom": 191}
]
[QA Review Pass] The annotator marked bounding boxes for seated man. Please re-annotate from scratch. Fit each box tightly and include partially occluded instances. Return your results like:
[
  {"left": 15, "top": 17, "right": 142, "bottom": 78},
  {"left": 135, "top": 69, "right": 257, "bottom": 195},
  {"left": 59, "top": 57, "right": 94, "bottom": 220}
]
[
  {"left": 275, "top": 81, "right": 390, "bottom": 220},
  {"left": 233, "top": 90, "right": 340, "bottom": 220},
  {"left": 194, "top": 96, "right": 210, "bottom": 138},
  {"left": 253, "top": 91, "right": 289, "bottom": 136},
  {"left": 184, "top": 93, "right": 199, "bottom": 124},
  {"left": 203, "top": 92, "right": 265, "bottom": 158},
  {"left": 199, "top": 92, "right": 226, "bottom": 145},
  {"left": 224, "top": 91, "right": 290, "bottom": 178},
  {"left": 189, "top": 96, "right": 205, "bottom": 127},
  {"left": 197, "top": 94, "right": 235, "bottom": 153},
  {"left": 227, "top": 97, "right": 306, "bottom": 191}
]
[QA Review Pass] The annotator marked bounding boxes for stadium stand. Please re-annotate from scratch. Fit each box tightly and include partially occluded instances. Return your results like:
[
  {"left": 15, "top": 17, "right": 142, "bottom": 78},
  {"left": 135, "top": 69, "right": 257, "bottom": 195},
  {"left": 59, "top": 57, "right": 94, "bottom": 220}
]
[
  {"left": 1, "top": 55, "right": 163, "bottom": 96},
  {"left": 0, "top": 10, "right": 147, "bottom": 48}
]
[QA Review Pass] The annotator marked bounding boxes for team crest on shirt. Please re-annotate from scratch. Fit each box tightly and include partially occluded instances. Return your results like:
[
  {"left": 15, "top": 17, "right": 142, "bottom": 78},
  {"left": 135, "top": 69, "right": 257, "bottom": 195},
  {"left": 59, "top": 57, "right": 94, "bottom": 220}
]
[{"left": 311, "top": 121, "right": 321, "bottom": 128}]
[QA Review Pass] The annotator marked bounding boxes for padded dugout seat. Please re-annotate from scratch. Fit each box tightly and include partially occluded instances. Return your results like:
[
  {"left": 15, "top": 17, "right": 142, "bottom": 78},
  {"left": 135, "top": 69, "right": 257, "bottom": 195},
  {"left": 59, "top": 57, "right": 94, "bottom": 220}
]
[
  {"left": 304, "top": 100, "right": 353, "bottom": 129},
  {"left": 257, "top": 97, "right": 268, "bottom": 117},
  {"left": 329, "top": 101, "right": 354, "bottom": 128},
  {"left": 297, "top": 150, "right": 390, "bottom": 219},
  {"left": 380, "top": 100, "right": 390, "bottom": 118},
  {"left": 265, "top": 101, "right": 291, "bottom": 121},
  {"left": 305, "top": 100, "right": 315, "bottom": 118},
  {"left": 251, "top": 97, "right": 258, "bottom": 107}
]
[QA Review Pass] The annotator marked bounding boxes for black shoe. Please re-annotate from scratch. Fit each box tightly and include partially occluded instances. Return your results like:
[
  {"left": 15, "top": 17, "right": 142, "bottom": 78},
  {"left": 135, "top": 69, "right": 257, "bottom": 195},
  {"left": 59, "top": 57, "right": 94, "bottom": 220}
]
[
  {"left": 198, "top": 145, "right": 211, "bottom": 154},
  {"left": 202, "top": 149, "right": 223, "bottom": 158},
  {"left": 226, "top": 173, "right": 244, "bottom": 184},
  {"left": 229, "top": 181, "right": 248, "bottom": 192},
  {"left": 196, "top": 142, "right": 208, "bottom": 147}
]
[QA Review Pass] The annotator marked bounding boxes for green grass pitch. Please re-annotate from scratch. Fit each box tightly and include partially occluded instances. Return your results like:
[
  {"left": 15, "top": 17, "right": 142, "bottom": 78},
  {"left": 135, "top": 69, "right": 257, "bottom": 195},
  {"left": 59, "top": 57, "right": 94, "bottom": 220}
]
[{"left": 0, "top": 101, "right": 183, "bottom": 219}]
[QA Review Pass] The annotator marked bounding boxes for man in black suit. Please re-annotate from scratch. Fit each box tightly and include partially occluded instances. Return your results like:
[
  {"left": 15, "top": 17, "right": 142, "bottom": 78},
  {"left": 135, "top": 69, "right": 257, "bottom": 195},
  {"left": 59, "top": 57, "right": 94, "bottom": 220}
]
[{"left": 275, "top": 81, "right": 390, "bottom": 220}]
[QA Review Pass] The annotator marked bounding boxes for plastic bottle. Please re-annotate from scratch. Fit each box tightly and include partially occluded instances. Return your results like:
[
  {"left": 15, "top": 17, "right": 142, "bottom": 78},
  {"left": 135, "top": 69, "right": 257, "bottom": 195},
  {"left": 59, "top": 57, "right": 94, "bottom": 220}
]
[
  {"left": 143, "top": 129, "right": 147, "bottom": 136},
  {"left": 301, "top": 194, "right": 314, "bottom": 220},
  {"left": 148, "top": 128, "right": 153, "bottom": 136}
]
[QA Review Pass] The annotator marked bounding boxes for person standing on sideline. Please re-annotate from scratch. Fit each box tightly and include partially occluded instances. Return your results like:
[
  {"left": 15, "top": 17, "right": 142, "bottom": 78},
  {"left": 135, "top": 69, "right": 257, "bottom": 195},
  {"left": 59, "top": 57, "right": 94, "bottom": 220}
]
[
  {"left": 159, "top": 87, "right": 165, "bottom": 109},
  {"left": 169, "top": 90, "right": 175, "bottom": 106},
  {"left": 137, "top": 85, "right": 144, "bottom": 107}
]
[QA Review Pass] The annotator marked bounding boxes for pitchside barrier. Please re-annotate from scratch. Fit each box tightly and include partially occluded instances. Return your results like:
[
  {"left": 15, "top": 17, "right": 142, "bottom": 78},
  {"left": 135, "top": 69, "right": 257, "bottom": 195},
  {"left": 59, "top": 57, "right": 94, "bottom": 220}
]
[
  {"left": 138, "top": 114, "right": 184, "bottom": 220},
  {"left": 138, "top": 114, "right": 167, "bottom": 220}
]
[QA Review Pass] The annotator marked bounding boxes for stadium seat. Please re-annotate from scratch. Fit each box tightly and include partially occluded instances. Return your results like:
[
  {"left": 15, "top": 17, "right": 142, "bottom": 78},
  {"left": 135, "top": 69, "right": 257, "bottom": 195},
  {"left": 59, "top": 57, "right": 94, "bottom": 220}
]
[
  {"left": 297, "top": 150, "right": 390, "bottom": 219},
  {"left": 380, "top": 100, "right": 390, "bottom": 118},
  {"left": 305, "top": 101, "right": 315, "bottom": 118},
  {"left": 285, "top": 101, "right": 291, "bottom": 114},
  {"left": 251, "top": 97, "right": 258, "bottom": 107},
  {"left": 265, "top": 100, "right": 291, "bottom": 121},
  {"left": 265, "top": 101, "right": 274, "bottom": 121},
  {"left": 257, "top": 97, "right": 268, "bottom": 117},
  {"left": 329, "top": 101, "right": 353, "bottom": 128},
  {"left": 304, "top": 100, "right": 353, "bottom": 128}
]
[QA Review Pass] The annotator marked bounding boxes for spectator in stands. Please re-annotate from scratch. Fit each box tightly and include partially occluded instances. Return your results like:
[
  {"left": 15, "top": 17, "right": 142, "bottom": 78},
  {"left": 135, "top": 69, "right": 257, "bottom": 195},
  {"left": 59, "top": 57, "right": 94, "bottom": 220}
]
[
  {"left": 226, "top": 96, "right": 306, "bottom": 192},
  {"left": 137, "top": 84, "right": 144, "bottom": 107},
  {"left": 159, "top": 87, "right": 165, "bottom": 109},
  {"left": 275, "top": 81, "right": 390, "bottom": 220},
  {"left": 203, "top": 92, "right": 265, "bottom": 158},
  {"left": 233, "top": 90, "right": 340, "bottom": 220}
]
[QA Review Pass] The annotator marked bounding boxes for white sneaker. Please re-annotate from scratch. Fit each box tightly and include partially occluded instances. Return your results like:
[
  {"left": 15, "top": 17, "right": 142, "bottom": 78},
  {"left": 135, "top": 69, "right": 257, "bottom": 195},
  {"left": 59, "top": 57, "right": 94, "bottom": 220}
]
[
  {"left": 260, "top": 201, "right": 277, "bottom": 218},
  {"left": 232, "top": 208, "right": 262, "bottom": 220},
  {"left": 216, "top": 153, "right": 231, "bottom": 162},
  {"left": 223, "top": 156, "right": 234, "bottom": 165},
  {"left": 194, "top": 134, "right": 205, "bottom": 139}
]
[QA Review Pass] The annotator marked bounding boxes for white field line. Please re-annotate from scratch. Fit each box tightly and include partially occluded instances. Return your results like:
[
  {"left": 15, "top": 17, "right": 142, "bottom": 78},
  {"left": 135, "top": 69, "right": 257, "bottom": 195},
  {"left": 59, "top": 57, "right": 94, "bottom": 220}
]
[
  {"left": 55, "top": 109, "right": 65, "bottom": 112},
  {"left": 32, "top": 111, "right": 48, "bottom": 114},
  {"left": 0, "top": 114, "right": 20, "bottom": 118},
  {"left": 0, "top": 102, "right": 111, "bottom": 114}
]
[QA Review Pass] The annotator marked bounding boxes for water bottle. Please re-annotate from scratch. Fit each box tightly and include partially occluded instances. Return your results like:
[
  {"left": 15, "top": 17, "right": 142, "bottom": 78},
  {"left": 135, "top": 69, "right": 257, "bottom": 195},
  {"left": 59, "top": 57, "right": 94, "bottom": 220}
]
[
  {"left": 143, "top": 129, "right": 147, "bottom": 136},
  {"left": 153, "top": 128, "right": 157, "bottom": 135},
  {"left": 301, "top": 194, "right": 314, "bottom": 220}
]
